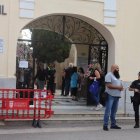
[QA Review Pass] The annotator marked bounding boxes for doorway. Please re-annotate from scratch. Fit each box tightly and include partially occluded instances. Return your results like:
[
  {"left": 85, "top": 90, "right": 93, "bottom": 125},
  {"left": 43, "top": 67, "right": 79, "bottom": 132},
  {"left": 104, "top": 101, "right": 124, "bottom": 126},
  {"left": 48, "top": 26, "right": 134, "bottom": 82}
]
[{"left": 16, "top": 15, "right": 108, "bottom": 105}]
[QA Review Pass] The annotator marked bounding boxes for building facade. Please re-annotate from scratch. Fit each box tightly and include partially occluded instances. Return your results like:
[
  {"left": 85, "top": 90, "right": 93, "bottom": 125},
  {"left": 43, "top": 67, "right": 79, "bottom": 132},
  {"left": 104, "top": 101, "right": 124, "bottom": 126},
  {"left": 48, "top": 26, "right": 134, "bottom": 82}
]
[{"left": 0, "top": 0, "right": 140, "bottom": 88}]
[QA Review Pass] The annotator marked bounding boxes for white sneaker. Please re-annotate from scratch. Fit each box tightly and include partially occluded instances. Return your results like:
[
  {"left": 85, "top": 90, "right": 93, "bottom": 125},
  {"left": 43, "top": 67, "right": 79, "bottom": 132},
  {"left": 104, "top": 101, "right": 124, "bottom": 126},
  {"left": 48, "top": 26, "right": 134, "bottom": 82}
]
[{"left": 95, "top": 104, "right": 103, "bottom": 111}]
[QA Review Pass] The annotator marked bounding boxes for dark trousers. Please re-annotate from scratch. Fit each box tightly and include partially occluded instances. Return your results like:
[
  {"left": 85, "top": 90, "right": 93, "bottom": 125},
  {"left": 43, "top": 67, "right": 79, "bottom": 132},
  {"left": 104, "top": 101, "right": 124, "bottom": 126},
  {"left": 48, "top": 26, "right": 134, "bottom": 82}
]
[
  {"left": 61, "top": 80, "right": 65, "bottom": 95},
  {"left": 71, "top": 87, "right": 77, "bottom": 97},
  {"left": 87, "top": 80, "right": 95, "bottom": 105},
  {"left": 64, "top": 79, "right": 70, "bottom": 96},
  {"left": 133, "top": 96, "right": 140, "bottom": 124},
  {"left": 47, "top": 82, "right": 55, "bottom": 94}
]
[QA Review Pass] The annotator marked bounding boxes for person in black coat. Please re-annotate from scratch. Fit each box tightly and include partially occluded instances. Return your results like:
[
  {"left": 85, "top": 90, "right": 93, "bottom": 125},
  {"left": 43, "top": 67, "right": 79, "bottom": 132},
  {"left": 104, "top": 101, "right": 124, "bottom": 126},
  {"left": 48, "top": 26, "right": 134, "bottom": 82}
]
[
  {"left": 47, "top": 63, "right": 56, "bottom": 95},
  {"left": 35, "top": 63, "right": 47, "bottom": 90},
  {"left": 129, "top": 72, "right": 140, "bottom": 128}
]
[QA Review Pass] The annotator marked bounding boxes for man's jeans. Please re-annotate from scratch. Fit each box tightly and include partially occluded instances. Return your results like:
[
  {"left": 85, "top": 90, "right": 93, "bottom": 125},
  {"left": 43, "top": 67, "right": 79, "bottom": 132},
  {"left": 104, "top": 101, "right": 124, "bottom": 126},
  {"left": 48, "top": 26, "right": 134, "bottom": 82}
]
[{"left": 103, "top": 94, "right": 119, "bottom": 127}]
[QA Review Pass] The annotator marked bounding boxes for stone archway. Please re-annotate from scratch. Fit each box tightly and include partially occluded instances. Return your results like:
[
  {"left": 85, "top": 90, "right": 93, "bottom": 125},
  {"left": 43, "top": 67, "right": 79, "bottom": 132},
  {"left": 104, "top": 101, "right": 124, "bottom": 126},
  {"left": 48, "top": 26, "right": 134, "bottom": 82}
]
[
  {"left": 23, "top": 15, "right": 108, "bottom": 70},
  {"left": 16, "top": 14, "right": 114, "bottom": 90}
]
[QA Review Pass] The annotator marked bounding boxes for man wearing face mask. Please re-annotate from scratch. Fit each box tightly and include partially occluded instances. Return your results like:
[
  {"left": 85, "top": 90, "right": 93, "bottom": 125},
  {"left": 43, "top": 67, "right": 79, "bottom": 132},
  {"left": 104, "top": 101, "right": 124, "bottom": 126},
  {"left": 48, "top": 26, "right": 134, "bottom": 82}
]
[{"left": 103, "top": 64, "right": 124, "bottom": 131}]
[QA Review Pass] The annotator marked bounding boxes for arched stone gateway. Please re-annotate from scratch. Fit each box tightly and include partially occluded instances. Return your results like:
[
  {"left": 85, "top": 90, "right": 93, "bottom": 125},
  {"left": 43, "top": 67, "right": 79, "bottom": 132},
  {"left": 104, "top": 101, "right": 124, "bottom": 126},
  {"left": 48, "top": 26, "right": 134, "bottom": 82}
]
[
  {"left": 18, "top": 15, "right": 108, "bottom": 71},
  {"left": 16, "top": 14, "right": 111, "bottom": 105}
]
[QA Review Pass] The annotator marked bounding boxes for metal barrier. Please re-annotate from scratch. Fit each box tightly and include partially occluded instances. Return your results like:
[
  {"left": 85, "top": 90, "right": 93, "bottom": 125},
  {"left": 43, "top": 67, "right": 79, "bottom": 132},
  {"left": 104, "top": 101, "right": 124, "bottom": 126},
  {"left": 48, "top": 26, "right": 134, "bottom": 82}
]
[{"left": 0, "top": 89, "right": 54, "bottom": 128}]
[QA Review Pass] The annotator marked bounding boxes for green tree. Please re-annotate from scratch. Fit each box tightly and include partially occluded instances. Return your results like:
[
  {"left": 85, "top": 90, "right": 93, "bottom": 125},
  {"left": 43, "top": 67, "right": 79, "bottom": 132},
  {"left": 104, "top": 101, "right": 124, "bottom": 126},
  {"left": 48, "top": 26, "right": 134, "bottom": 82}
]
[{"left": 31, "top": 29, "right": 71, "bottom": 63}]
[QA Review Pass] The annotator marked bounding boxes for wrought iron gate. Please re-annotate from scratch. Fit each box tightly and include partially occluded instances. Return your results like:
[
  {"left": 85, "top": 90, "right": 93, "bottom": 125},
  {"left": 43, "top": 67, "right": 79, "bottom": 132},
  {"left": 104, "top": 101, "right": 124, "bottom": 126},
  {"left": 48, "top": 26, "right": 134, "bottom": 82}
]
[
  {"left": 17, "top": 15, "right": 108, "bottom": 89},
  {"left": 23, "top": 15, "right": 108, "bottom": 73},
  {"left": 88, "top": 42, "right": 108, "bottom": 73}
]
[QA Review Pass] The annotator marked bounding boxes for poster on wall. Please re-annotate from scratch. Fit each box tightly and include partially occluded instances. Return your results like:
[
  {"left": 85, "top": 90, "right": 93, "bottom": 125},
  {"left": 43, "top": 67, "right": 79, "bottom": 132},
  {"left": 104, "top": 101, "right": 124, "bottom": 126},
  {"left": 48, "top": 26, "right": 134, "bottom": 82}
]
[
  {"left": 19, "top": 60, "right": 28, "bottom": 68},
  {"left": 0, "top": 38, "right": 4, "bottom": 53}
]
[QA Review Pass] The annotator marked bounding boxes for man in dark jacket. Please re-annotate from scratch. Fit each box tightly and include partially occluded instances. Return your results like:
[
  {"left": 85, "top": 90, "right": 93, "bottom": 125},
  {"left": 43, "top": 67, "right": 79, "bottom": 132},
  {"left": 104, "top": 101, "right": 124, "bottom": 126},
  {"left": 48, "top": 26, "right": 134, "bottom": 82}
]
[
  {"left": 35, "top": 63, "right": 47, "bottom": 90},
  {"left": 129, "top": 72, "right": 140, "bottom": 128},
  {"left": 47, "top": 63, "right": 56, "bottom": 95}
]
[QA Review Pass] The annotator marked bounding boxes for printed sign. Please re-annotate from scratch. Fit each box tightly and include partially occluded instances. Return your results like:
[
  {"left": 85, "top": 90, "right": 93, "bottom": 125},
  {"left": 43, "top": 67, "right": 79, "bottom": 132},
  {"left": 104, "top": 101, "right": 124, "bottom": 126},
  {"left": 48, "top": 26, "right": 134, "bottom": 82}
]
[
  {"left": 2, "top": 100, "right": 29, "bottom": 109},
  {"left": 0, "top": 38, "right": 4, "bottom": 53},
  {"left": 19, "top": 60, "right": 28, "bottom": 68}
]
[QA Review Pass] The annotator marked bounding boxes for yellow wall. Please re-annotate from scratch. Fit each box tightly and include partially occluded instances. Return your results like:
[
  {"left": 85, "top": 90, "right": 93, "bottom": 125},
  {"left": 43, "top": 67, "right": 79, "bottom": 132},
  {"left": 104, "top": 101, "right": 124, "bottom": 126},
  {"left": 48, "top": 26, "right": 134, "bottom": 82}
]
[
  {"left": 117, "top": 0, "right": 140, "bottom": 80},
  {"left": 0, "top": 0, "right": 140, "bottom": 87}
]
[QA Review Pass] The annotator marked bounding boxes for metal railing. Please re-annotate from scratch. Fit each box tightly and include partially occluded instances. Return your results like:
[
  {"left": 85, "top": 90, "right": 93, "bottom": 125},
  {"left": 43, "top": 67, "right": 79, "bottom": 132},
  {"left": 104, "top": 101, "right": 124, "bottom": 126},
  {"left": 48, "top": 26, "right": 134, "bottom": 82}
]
[{"left": 123, "top": 86, "right": 134, "bottom": 116}]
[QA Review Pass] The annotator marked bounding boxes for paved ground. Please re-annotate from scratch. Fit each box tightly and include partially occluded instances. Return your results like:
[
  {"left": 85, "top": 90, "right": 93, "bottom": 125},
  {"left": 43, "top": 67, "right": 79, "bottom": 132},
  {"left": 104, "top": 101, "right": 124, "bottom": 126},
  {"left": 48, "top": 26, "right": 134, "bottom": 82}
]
[{"left": 0, "top": 124, "right": 140, "bottom": 140}]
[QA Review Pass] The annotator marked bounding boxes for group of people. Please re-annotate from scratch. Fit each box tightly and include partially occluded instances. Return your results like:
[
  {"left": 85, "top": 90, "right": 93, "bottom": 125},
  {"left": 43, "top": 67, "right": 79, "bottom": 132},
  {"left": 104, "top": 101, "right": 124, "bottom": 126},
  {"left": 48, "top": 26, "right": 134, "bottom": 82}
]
[
  {"left": 71, "top": 62, "right": 140, "bottom": 131},
  {"left": 61, "top": 62, "right": 105, "bottom": 105},
  {"left": 61, "top": 63, "right": 85, "bottom": 101},
  {"left": 34, "top": 63, "right": 56, "bottom": 95},
  {"left": 102, "top": 64, "right": 140, "bottom": 131},
  {"left": 17, "top": 61, "right": 140, "bottom": 130}
]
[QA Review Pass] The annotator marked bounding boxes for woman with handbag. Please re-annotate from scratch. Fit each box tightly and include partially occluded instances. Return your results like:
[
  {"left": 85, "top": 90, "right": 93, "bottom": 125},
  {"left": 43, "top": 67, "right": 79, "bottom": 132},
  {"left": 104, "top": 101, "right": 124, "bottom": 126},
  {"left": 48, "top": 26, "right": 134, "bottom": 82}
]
[{"left": 88, "top": 63, "right": 103, "bottom": 110}]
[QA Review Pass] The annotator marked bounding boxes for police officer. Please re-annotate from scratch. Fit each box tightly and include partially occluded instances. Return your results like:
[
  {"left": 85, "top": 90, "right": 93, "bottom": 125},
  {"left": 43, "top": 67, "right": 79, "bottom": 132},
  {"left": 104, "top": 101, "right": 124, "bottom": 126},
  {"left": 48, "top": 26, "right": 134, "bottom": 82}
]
[{"left": 129, "top": 72, "right": 140, "bottom": 128}]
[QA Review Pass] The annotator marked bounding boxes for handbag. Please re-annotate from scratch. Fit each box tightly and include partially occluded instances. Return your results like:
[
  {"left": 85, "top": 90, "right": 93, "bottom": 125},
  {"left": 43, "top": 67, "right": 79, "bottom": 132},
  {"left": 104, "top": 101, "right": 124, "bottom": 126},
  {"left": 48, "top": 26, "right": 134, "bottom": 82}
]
[{"left": 89, "top": 80, "right": 99, "bottom": 96}]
